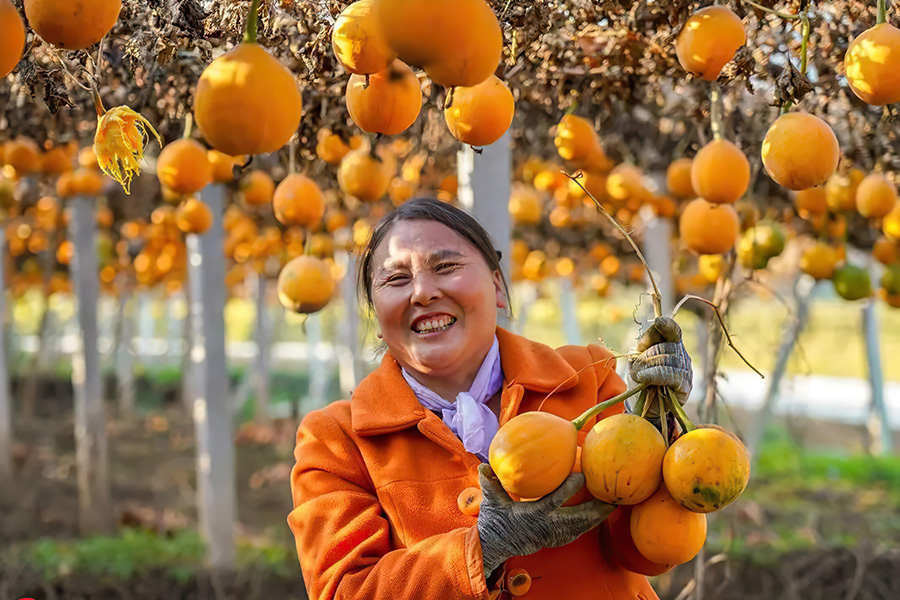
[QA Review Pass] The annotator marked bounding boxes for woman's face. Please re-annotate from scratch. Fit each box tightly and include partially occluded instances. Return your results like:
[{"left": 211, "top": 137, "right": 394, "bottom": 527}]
[{"left": 370, "top": 219, "right": 506, "bottom": 383}]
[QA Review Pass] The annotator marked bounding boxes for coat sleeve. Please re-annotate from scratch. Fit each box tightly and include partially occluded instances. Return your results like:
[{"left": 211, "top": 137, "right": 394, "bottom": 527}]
[
  {"left": 587, "top": 343, "right": 627, "bottom": 418},
  {"left": 288, "top": 409, "right": 492, "bottom": 600}
]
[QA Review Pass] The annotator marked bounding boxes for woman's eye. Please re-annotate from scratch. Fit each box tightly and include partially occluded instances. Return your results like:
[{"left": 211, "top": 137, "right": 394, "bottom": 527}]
[
  {"left": 436, "top": 262, "right": 460, "bottom": 272},
  {"left": 386, "top": 274, "right": 409, "bottom": 284}
]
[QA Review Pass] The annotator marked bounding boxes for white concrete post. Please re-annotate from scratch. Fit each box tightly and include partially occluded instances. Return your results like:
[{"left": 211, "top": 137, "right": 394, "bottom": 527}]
[
  {"left": 0, "top": 242, "right": 13, "bottom": 486},
  {"left": 306, "top": 312, "right": 329, "bottom": 413},
  {"left": 337, "top": 252, "right": 364, "bottom": 395},
  {"left": 458, "top": 132, "right": 512, "bottom": 326},
  {"left": 863, "top": 299, "right": 890, "bottom": 455},
  {"left": 253, "top": 270, "right": 270, "bottom": 422},
  {"left": 186, "top": 185, "right": 235, "bottom": 570},
  {"left": 559, "top": 278, "right": 581, "bottom": 345},
  {"left": 747, "top": 277, "right": 814, "bottom": 460},
  {"left": 68, "top": 195, "right": 112, "bottom": 534},
  {"left": 116, "top": 287, "right": 136, "bottom": 417},
  {"left": 641, "top": 215, "right": 675, "bottom": 315}
]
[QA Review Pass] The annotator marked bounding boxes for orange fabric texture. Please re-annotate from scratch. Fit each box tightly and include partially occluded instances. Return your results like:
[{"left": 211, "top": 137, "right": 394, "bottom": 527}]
[{"left": 288, "top": 327, "right": 660, "bottom": 600}]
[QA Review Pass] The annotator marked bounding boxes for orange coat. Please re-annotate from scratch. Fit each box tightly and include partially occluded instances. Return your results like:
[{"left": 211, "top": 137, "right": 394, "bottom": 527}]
[{"left": 289, "top": 327, "right": 660, "bottom": 600}]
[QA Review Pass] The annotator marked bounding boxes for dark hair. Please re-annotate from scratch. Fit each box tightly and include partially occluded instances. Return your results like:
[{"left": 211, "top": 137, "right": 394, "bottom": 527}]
[{"left": 357, "top": 197, "right": 510, "bottom": 310}]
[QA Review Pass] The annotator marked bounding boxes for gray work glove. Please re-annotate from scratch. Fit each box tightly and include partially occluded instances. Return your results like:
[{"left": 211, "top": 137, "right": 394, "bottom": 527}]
[
  {"left": 476, "top": 463, "right": 615, "bottom": 578},
  {"left": 628, "top": 316, "right": 693, "bottom": 406}
]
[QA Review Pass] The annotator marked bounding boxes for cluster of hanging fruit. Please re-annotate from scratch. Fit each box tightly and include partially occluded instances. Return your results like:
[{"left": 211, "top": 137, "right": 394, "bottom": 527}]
[
  {"left": 483, "top": 370, "right": 749, "bottom": 572},
  {"left": 332, "top": 0, "right": 515, "bottom": 147}
]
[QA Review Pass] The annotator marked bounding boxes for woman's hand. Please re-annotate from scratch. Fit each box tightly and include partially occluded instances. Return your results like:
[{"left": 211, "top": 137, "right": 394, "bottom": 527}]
[
  {"left": 628, "top": 316, "right": 693, "bottom": 405},
  {"left": 476, "top": 463, "right": 615, "bottom": 578}
]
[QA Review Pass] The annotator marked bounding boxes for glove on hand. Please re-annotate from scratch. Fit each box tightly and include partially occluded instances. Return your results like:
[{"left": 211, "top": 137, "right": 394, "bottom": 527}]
[
  {"left": 476, "top": 463, "right": 615, "bottom": 578},
  {"left": 628, "top": 316, "right": 693, "bottom": 405}
]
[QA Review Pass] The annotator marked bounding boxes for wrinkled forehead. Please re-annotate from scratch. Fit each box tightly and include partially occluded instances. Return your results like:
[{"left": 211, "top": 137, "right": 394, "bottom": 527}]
[{"left": 372, "top": 219, "right": 481, "bottom": 269}]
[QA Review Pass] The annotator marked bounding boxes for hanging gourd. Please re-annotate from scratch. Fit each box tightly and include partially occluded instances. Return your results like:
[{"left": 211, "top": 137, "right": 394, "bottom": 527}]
[
  {"left": 277, "top": 255, "right": 335, "bottom": 314},
  {"left": 273, "top": 174, "right": 325, "bottom": 228},
  {"left": 844, "top": 0, "right": 900, "bottom": 106},
  {"left": 675, "top": 6, "right": 746, "bottom": 81},
  {"left": 332, "top": 0, "right": 396, "bottom": 75},
  {"left": 762, "top": 112, "right": 840, "bottom": 191},
  {"left": 345, "top": 59, "right": 422, "bottom": 135},
  {"left": 194, "top": 0, "right": 302, "bottom": 156},
  {"left": 0, "top": 0, "right": 25, "bottom": 78},
  {"left": 444, "top": 75, "right": 515, "bottom": 147},
  {"left": 24, "top": 0, "right": 121, "bottom": 50},
  {"left": 690, "top": 139, "right": 750, "bottom": 204},
  {"left": 156, "top": 137, "right": 213, "bottom": 195}
]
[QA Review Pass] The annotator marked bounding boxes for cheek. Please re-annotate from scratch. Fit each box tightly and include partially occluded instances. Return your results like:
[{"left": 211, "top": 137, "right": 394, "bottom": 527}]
[{"left": 373, "top": 288, "right": 409, "bottom": 330}]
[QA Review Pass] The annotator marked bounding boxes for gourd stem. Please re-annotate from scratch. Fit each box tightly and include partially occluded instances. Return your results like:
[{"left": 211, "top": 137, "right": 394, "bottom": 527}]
[
  {"left": 741, "top": 0, "right": 801, "bottom": 20},
  {"left": 666, "top": 388, "right": 696, "bottom": 433},
  {"left": 878, "top": 0, "right": 887, "bottom": 24},
  {"left": 182, "top": 113, "right": 193, "bottom": 139},
  {"left": 799, "top": 13, "right": 810, "bottom": 77},
  {"left": 244, "top": 0, "right": 262, "bottom": 44},
  {"left": 780, "top": 10, "right": 812, "bottom": 115},
  {"left": 90, "top": 80, "right": 106, "bottom": 116},
  {"left": 659, "top": 394, "right": 669, "bottom": 447},
  {"left": 631, "top": 387, "right": 648, "bottom": 418},
  {"left": 571, "top": 383, "right": 647, "bottom": 431},
  {"left": 563, "top": 171, "right": 663, "bottom": 318}
]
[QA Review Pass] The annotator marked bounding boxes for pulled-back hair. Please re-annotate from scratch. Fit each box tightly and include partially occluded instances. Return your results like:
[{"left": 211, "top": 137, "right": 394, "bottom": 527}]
[{"left": 357, "top": 197, "right": 510, "bottom": 310}]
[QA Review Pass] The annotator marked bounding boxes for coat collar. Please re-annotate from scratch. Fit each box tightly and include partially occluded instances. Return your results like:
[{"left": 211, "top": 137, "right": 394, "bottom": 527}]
[{"left": 350, "top": 327, "right": 579, "bottom": 435}]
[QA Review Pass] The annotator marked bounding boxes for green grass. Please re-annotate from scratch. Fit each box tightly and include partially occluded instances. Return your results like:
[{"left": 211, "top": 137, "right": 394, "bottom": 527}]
[{"left": 6, "top": 529, "right": 298, "bottom": 583}]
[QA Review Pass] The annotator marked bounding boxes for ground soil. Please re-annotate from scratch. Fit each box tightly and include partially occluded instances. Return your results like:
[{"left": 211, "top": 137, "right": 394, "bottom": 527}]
[{"left": 2, "top": 383, "right": 899, "bottom": 599}]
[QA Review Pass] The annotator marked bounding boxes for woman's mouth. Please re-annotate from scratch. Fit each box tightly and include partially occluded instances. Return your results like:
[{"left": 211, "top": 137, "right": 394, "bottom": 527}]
[{"left": 412, "top": 315, "right": 457, "bottom": 334}]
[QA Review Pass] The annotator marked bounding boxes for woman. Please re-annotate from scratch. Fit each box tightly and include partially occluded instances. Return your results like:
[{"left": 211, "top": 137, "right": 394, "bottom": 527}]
[{"left": 288, "top": 198, "right": 692, "bottom": 599}]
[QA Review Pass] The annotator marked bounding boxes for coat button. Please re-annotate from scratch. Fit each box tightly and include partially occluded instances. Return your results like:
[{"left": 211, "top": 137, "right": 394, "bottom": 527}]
[
  {"left": 457, "top": 487, "right": 482, "bottom": 516},
  {"left": 506, "top": 568, "right": 532, "bottom": 596}
]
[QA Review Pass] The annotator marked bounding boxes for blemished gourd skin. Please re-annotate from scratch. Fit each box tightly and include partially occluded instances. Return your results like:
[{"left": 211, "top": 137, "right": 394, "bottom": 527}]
[
  {"left": 489, "top": 411, "right": 578, "bottom": 500},
  {"left": 581, "top": 414, "right": 667, "bottom": 505},
  {"left": 662, "top": 425, "right": 751, "bottom": 513}
]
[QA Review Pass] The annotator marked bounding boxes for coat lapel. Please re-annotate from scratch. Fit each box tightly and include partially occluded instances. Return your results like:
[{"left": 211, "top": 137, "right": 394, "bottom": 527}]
[{"left": 350, "top": 327, "right": 582, "bottom": 437}]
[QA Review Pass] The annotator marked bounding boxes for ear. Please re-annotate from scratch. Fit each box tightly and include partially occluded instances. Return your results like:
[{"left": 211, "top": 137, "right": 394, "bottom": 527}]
[{"left": 493, "top": 270, "right": 507, "bottom": 309}]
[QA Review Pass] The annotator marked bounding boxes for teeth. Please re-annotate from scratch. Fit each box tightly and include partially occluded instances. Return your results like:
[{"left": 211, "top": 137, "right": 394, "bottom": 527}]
[{"left": 415, "top": 316, "right": 456, "bottom": 333}]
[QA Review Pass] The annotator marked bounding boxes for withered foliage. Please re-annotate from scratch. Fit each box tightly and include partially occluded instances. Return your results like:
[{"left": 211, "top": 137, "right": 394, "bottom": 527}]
[{"left": 1, "top": 0, "right": 898, "bottom": 212}]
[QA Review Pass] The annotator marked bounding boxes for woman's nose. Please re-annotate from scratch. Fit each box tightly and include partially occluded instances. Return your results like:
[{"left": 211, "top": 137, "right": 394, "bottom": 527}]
[{"left": 410, "top": 272, "right": 442, "bottom": 305}]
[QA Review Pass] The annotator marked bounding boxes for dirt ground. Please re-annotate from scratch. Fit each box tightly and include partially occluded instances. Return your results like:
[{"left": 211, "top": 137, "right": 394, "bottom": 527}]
[{"left": 3, "top": 383, "right": 900, "bottom": 600}]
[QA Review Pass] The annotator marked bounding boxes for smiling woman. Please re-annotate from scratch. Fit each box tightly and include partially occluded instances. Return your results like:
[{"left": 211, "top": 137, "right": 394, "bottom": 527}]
[{"left": 287, "top": 198, "right": 694, "bottom": 600}]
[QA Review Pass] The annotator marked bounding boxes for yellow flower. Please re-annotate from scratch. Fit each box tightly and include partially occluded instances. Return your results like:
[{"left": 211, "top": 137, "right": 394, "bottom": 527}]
[{"left": 93, "top": 106, "right": 162, "bottom": 194}]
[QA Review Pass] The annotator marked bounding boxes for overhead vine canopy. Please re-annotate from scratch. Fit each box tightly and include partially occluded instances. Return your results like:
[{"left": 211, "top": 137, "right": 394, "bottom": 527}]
[{"left": 1, "top": 0, "right": 898, "bottom": 207}]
